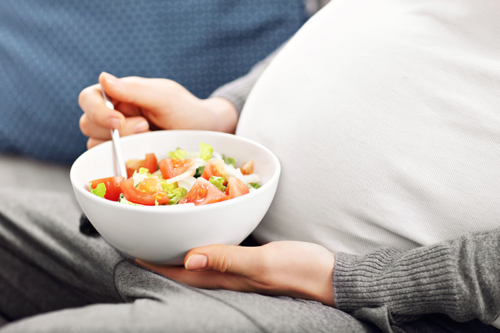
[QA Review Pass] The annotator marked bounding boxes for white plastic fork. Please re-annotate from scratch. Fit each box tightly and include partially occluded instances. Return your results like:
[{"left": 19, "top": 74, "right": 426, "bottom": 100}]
[{"left": 102, "top": 89, "right": 128, "bottom": 178}]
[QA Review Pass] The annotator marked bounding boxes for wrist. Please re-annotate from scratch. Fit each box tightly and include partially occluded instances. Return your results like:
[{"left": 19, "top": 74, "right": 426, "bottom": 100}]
[
  {"left": 202, "top": 97, "right": 238, "bottom": 134},
  {"left": 309, "top": 251, "right": 336, "bottom": 307}
]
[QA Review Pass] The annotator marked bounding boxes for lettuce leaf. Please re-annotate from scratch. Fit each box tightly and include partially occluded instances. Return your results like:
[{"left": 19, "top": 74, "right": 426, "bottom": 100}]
[
  {"left": 222, "top": 154, "right": 236, "bottom": 167},
  {"left": 90, "top": 182, "right": 106, "bottom": 198},
  {"left": 194, "top": 166, "right": 205, "bottom": 178},
  {"left": 209, "top": 176, "right": 226, "bottom": 192},
  {"left": 248, "top": 182, "right": 261, "bottom": 189},
  {"left": 168, "top": 187, "right": 188, "bottom": 205},
  {"left": 200, "top": 142, "right": 213, "bottom": 162},
  {"left": 160, "top": 180, "right": 178, "bottom": 192},
  {"left": 168, "top": 148, "right": 188, "bottom": 160}
]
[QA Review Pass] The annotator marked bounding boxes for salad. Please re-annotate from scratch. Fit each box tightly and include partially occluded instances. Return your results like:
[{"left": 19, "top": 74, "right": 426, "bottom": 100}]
[{"left": 88, "top": 142, "right": 261, "bottom": 207}]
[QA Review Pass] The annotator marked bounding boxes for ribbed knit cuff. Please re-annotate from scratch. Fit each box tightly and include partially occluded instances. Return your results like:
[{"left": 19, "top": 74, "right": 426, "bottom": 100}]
[{"left": 333, "top": 245, "right": 461, "bottom": 321}]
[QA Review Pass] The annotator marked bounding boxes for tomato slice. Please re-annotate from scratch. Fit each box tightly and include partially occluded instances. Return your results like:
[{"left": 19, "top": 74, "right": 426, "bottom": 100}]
[
  {"left": 89, "top": 177, "right": 124, "bottom": 201},
  {"left": 240, "top": 160, "right": 254, "bottom": 175},
  {"left": 125, "top": 153, "right": 158, "bottom": 178},
  {"left": 121, "top": 178, "right": 169, "bottom": 206},
  {"left": 179, "top": 178, "right": 229, "bottom": 206},
  {"left": 143, "top": 153, "right": 158, "bottom": 174},
  {"left": 225, "top": 177, "right": 250, "bottom": 199},
  {"left": 201, "top": 160, "right": 229, "bottom": 184},
  {"left": 159, "top": 158, "right": 195, "bottom": 180}
]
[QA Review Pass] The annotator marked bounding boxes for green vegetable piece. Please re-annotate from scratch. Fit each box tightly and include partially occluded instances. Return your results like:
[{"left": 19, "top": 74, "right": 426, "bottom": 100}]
[
  {"left": 209, "top": 176, "right": 226, "bottom": 192},
  {"left": 138, "top": 167, "right": 149, "bottom": 174},
  {"left": 168, "top": 187, "right": 188, "bottom": 205},
  {"left": 194, "top": 166, "right": 205, "bottom": 178},
  {"left": 249, "top": 182, "right": 261, "bottom": 189},
  {"left": 160, "top": 180, "right": 178, "bottom": 193},
  {"left": 168, "top": 148, "right": 188, "bottom": 160},
  {"left": 90, "top": 182, "right": 106, "bottom": 198},
  {"left": 222, "top": 154, "right": 236, "bottom": 167},
  {"left": 199, "top": 142, "right": 213, "bottom": 162}
]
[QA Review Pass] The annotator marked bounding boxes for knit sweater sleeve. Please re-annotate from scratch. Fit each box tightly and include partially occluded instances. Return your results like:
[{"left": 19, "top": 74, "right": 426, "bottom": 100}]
[{"left": 333, "top": 228, "right": 500, "bottom": 327}]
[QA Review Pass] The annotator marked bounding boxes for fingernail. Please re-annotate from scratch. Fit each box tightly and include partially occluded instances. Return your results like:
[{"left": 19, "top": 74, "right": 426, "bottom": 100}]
[
  {"left": 134, "top": 121, "right": 149, "bottom": 133},
  {"left": 103, "top": 72, "right": 120, "bottom": 86},
  {"left": 185, "top": 254, "right": 207, "bottom": 271},
  {"left": 108, "top": 117, "right": 122, "bottom": 130}
]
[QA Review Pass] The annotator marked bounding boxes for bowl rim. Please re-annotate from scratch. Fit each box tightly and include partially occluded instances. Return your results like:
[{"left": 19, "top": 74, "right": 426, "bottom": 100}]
[{"left": 70, "top": 130, "right": 281, "bottom": 212}]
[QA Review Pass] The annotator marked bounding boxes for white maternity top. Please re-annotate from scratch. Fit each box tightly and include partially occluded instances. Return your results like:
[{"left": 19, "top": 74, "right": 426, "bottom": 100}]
[{"left": 238, "top": 0, "right": 500, "bottom": 258}]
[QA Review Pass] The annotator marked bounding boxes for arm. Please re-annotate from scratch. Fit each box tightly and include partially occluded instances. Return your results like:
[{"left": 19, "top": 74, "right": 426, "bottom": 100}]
[
  {"left": 137, "top": 227, "right": 500, "bottom": 328},
  {"left": 78, "top": 49, "right": 280, "bottom": 148},
  {"left": 79, "top": 44, "right": 283, "bottom": 148},
  {"left": 79, "top": 1, "right": 332, "bottom": 147},
  {"left": 334, "top": 228, "right": 500, "bottom": 326},
  {"left": 78, "top": 47, "right": 281, "bottom": 148},
  {"left": 78, "top": 73, "right": 239, "bottom": 149}
]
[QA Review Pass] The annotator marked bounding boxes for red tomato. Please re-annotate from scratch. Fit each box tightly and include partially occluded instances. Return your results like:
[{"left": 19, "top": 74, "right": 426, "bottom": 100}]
[
  {"left": 125, "top": 153, "right": 158, "bottom": 178},
  {"left": 121, "top": 178, "right": 169, "bottom": 206},
  {"left": 159, "top": 158, "right": 195, "bottom": 179},
  {"left": 179, "top": 178, "right": 229, "bottom": 206},
  {"left": 225, "top": 177, "right": 250, "bottom": 199},
  {"left": 89, "top": 177, "right": 124, "bottom": 201},
  {"left": 201, "top": 160, "right": 229, "bottom": 184},
  {"left": 240, "top": 160, "right": 254, "bottom": 175},
  {"left": 143, "top": 153, "right": 158, "bottom": 174}
]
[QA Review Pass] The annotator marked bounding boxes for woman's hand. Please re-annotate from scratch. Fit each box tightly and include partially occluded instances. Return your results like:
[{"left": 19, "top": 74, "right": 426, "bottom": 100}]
[
  {"left": 79, "top": 72, "right": 238, "bottom": 149},
  {"left": 136, "top": 241, "right": 336, "bottom": 307}
]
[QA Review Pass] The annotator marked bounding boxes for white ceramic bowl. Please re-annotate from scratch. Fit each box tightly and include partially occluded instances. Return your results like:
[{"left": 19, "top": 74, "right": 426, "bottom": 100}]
[{"left": 70, "top": 130, "right": 280, "bottom": 265}]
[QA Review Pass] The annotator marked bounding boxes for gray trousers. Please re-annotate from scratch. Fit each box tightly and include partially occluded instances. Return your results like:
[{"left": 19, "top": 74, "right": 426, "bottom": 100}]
[{"left": 0, "top": 189, "right": 496, "bottom": 333}]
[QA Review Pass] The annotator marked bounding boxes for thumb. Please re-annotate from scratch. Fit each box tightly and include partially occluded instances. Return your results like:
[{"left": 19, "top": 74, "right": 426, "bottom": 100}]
[
  {"left": 99, "top": 72, "right": 163, "bottom": 109},
  {"left": 184, "top": 244, "right": 260, "bottom": 276}
]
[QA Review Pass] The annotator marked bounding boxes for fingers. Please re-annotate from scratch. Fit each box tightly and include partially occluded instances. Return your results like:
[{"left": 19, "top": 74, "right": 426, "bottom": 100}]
[
  {"left": 183, "top": 244, "right": 262, "bottom": 277},
  {"left": 79, "top": 83, "right": 126, "bottom": 130},
  {"left": 99, "top": 72, "right": 172, "bottom": 110},
  {"left": 87, "top": 137, "right": 107, "bottom": 150},
  {"left": 80, "top": 114, "right": 112, "bottom": 140},
  {"left": 136, "top": 242, "right": 336, "bottom": 307},
  {"left": 136, "top": 245, "right": 263, "bottom": 287},
  {"left": 80, "top": 114, "right": 149, "bottom": 138},
  {"left": 135, "top": 260, "right": 253, "bottom": 291},
  {"left": 82, "top": 114, "right": 150, "bottom": 149}
]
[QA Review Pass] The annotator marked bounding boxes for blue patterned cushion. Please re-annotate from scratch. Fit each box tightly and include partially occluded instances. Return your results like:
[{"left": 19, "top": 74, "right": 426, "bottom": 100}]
[{"left": 0, "top": 1, "right": 306, "bottom": 164}]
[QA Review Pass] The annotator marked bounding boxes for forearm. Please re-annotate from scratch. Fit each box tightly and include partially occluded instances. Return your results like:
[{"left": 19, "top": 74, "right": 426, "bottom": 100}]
[{"left": 333, "top": 228, "right": 500, "bottom": 325}]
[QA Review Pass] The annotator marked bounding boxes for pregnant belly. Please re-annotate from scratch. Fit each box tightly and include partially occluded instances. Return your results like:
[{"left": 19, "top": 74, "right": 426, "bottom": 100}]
[{"left": 236, "top": 0, "right": 500, "bottom": 254}]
